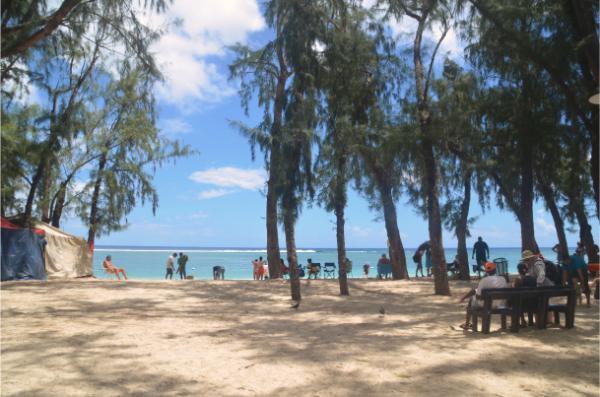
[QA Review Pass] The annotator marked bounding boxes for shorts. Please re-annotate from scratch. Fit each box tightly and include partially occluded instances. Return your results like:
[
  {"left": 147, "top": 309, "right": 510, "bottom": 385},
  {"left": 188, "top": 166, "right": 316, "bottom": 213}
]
[{"left": 166, "top": 268, "right": 173, "bottom": 275}]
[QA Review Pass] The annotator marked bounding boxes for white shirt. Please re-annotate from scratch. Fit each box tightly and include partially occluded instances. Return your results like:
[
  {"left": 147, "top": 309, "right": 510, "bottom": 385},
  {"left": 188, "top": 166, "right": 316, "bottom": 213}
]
[
  {"left": 475, "top": 275, "right": 508, "bottom": 308},
  {"left": 526, "top": 259, "right": 553, "bottom": 286}
]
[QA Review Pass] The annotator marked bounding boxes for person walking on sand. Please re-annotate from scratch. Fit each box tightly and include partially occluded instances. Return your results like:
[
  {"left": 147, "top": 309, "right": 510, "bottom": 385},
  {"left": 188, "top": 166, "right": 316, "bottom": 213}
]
[
  {"left": 102, "top": 255, "right": 128, "bottom": 280},
  {"left": 177, "top": 252, "right": 188, "bottom": 280},
  {"left": 165, "top": 252, "right": 177, "bottom": 280},
  {"left": 472, "top": 236, "right": 490, "bottom": 274}
]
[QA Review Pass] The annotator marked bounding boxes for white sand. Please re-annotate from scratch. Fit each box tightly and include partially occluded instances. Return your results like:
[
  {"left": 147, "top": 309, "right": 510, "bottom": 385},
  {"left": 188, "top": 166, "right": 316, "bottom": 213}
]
[{"left": 1, "top": 279, "right": 598, "bottom": 397}]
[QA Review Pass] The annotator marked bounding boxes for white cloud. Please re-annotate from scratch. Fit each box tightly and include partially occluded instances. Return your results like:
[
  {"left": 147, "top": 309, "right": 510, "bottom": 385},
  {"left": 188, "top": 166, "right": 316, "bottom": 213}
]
[
  {"left": 350, "top": 225, "right": 373, "bottom": 238},
  {"left": 535, "top": 216, "right": 556, "bottom": 236},
  {"left": 198, "top": 189, "right": 235, "bottom": 199},
  {"left": 389, "top": 16, "right": 463, "bottom": 59},
  {"left": 142, "top": 0, "right": 265, "bottom": 106},
  {"left": 160, "top": 117, "right": 193, "bottom": 135},
  {"left": 190, "top": 211, "right": 209, "bottom": 219},
  {"left": 189, "top": 167, "right": 266, "bottom": 190}
]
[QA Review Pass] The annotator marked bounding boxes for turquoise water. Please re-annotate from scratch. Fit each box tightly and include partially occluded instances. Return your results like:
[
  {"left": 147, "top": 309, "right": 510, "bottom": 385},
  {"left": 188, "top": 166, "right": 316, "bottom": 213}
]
[{"left": 94, "top": 246, "right": 563, "bottom": 280}]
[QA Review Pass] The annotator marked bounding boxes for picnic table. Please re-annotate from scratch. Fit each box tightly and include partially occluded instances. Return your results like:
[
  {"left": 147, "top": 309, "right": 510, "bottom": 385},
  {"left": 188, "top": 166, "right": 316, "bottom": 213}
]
[{"left": 472, "top": 286, "right": 576, "bottom": 334}]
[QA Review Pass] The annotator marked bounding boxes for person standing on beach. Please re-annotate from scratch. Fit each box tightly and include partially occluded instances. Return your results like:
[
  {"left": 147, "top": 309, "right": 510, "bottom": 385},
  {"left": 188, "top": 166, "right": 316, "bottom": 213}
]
[
  {"left": 413, "top": 250, "right": 424, "bottom": 278},
  {"left": 425, "top": 248, "right": 432, "bottom": 277},
  {"left": 472, "top": 236, "right": 490, "bottom": 273},
  {"left": 165, "top": 252, "right": 177, "bottom": 280},
  {"left": 177, "top": 252, "right": 188, "bottom": 280},
  {"left": 252, "top": 258, "right": 259, "bottom": 280},
  {"left": 257, "top": 256, "right": 266, "bottom": 280}
]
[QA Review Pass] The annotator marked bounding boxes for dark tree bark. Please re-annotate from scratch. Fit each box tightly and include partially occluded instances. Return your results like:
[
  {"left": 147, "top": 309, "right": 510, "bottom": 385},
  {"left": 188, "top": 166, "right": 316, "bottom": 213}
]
[
  {"left": 422, "top": 140, "right": 450, "bottom": 295},
  {"left": 283, "top": 202, "right": 301, "bottom": 302},
  {"left": 265, "top": 153, "right": 281, "bottom": 279},
  {"left": 50, "top": 182, "right": 68, "bottom": 228},
  {"left": 335, "top": 197, "right": 349, "bottom": 295},
  {"left": 379, "top": 180, "right": 409, "bottom": 279},
  {"left": 264, "top": 20, "right": 290, "bottom": 279},
  {"left": 2, "top": 0, "right": 83, "bottom": 58},
  {"left": 412, "top": 7, "right": 449, "bottom": 295},
  {"left": 519, "top": 150, "right": 539, "bottom": 253},
  {"left": 87, "top": 152, "right": 107, "bottom": 249},
  {"left": 539, "top": 181, "right": 568, "bottom": 262},
  {"left": 40, "top": 165, "right": 52, "bottom": 223},
  {"left": 456, "top": 171, "right": 472, "bottom": 280},
  {"left": 575, "top": 206, "right": 599, "bottom": 263}
]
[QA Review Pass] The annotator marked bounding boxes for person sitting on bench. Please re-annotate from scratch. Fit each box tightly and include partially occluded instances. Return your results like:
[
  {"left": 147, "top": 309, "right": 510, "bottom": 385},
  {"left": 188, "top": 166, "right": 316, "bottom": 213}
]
[
  {"left": 102, "top": 255, "right": 128, "bottom": 280},
  {"left": 458, "top": 262, "right": 507, "bottom": 330}
]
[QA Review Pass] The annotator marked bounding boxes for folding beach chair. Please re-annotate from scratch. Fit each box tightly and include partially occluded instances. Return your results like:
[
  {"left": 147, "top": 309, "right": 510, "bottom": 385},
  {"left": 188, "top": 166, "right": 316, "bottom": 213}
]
[{"left": 323, "top": 262, "right": 336, "bottom": 279}]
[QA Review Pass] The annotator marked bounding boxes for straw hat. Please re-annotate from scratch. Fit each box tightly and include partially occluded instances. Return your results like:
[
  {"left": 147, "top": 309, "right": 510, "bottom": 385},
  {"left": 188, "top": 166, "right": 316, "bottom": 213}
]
[{"left": 521, "top": 250, "right": 537, "bottom": 260}]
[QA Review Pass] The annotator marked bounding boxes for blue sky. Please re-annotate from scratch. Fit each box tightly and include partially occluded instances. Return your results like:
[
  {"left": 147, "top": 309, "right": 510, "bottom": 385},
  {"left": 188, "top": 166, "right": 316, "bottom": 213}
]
[{"left": 59, "top": 0, "right": 596, "bottom": 248}]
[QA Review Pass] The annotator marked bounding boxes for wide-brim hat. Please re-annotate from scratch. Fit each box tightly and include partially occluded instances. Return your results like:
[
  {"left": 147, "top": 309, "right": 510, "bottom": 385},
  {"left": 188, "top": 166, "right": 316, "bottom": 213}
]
[{"left": 521, "top": 250, "right": 537, "bottom": 260}]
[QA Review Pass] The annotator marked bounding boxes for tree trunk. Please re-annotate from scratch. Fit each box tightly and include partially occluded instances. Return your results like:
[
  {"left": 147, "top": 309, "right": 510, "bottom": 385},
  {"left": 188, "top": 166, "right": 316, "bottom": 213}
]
[
  {"left": 40, "top": 164, "right": 52, "bottom": 223},
  {"left": 265, "top": 156, "right": 281, "bottom": 279},
  {"left": 23, "top": 134, "right": 59, "bottom": 224},
  {"left": 264, "top": 51, "right": 288, "bottom": 278},
  {"left": 412, "top": 11, "right": 449, "bottom": 295},
  {"left": 519, "top": 146, "right": 539, "bottom": 253},
  {"left": 456, "top": 171, "right": 471, "bottom": 280},
  {"left": 379, "top": 181, "right": 408, "bottom": 279},
  {"left": 539, "top": 182, "right": 568, "bottom": 262},
  {"left": 283, "top": 205, "right": 301, "bottom": 301},
  {"left": 575, "top": 206, "right": 599, "bottom": 263},
  {"left": 422, "top": 141, "right": 450, "bottom": 295},
  {"left": 87, "top": 152, "right": 107, "bottom": 249},
  {"left": 51, "top": 181, "right": 68, "bottom": 228},
  {"left": 1, "top": 0, "right": 83, "bottom": 58},
  {"left": 335, "top": 201, "right": 349, "bottom": 295}
]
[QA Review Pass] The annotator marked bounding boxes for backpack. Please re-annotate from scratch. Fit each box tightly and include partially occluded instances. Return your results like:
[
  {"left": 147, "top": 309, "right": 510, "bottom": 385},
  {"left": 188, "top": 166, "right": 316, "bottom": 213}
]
[{"left": 544, "top": 260, "right": 563, "bottom": 286}]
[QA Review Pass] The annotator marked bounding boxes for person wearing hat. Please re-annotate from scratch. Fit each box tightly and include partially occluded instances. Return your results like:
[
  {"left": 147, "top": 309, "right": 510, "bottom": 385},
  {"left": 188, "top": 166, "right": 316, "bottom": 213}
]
[
  {"left": 521, "top": 250, "right": 554, "bottom": 287},
  {"left": 458, "top": 261, "right": 508, "bottom": 330}
]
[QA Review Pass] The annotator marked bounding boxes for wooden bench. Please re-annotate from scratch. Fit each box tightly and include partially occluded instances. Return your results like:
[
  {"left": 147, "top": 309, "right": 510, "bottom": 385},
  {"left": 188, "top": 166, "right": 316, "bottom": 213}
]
[{"left": 472, "top": 286, "right": 576, "bottom": 334}]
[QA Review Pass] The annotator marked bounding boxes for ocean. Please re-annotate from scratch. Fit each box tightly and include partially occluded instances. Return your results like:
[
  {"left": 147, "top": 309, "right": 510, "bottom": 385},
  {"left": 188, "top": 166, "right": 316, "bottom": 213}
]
[{"left": 94, "top": 246, "right": 563, "bottom": 280}]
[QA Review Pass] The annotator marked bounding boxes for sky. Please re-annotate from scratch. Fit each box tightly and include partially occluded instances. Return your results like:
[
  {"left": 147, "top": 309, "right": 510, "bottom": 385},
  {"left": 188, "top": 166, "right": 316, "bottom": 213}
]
[{"left": 56, "top": 0, "right": 596, "bottom": 249}]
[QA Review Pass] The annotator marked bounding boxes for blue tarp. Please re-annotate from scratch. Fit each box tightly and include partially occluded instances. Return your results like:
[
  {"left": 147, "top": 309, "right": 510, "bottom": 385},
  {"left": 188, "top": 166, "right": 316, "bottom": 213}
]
[{"left": 1, "top": 227, "right": 47, "bottom": 281}]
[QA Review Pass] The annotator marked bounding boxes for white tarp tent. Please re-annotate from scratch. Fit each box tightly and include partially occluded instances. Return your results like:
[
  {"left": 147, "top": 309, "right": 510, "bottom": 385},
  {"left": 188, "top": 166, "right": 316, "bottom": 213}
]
[{"left": 34, "top": 222, "right": 93, "bottom": 279}]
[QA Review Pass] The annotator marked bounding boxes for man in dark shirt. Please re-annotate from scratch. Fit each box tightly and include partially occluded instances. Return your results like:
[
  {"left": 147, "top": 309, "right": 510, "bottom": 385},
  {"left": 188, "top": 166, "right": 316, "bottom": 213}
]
[{"left": 472, "top": 237, "right": 490, "bottom": 273}]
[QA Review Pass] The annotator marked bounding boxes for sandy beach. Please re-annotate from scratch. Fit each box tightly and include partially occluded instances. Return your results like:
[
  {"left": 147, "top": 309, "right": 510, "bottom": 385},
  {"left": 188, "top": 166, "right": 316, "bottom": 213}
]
[{"left": 1, "top": 279, "right": 598, "bottom": 397}]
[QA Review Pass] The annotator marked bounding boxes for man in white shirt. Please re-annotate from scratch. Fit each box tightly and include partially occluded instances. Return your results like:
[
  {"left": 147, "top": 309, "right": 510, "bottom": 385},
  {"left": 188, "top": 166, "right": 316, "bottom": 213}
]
[
  {"left": 165, "top": 253, "right": 177, "bottom": 280},
  {"left": 459, "top": 261, "right": 508, "bottom": 329}
]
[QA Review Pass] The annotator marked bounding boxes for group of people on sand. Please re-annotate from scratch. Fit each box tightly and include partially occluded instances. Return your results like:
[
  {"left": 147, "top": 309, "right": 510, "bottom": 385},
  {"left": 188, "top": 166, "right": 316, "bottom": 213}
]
[
  {"left": 251, "top": 257, "right": 292, "bottom": 280},
  {"left": 165, "top": 252, "right": 189, "bottom": 280},
  {"left": 459, "top": 246, "right": 598, "bottom": 330},
  {"left": 252, "top": 257, "right": 268, "bottom": 280}
]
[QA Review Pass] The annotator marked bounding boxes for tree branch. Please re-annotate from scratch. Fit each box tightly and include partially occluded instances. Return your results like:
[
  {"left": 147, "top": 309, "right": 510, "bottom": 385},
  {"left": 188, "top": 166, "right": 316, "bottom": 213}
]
[{"left": 2, "top": 0, "right": 84, "bottom": 58}]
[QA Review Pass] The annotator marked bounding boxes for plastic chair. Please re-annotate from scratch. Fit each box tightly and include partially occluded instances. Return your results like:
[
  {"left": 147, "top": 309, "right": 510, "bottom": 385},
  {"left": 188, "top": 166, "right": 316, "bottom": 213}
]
[{"left": 323, "top": 262, "right": 336, "bottom": 279}]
